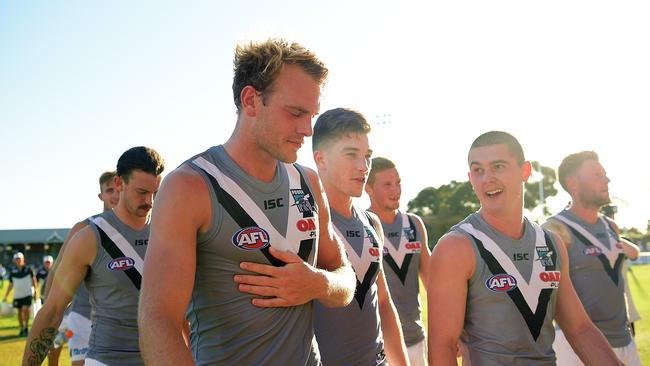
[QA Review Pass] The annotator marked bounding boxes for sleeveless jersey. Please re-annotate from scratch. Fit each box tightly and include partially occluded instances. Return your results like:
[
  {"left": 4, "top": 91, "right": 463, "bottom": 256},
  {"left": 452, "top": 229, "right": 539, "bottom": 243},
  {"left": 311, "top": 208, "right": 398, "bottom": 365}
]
[
  {"left": 314, "top": 206, "right": 386, "bottom": 366},
  {"left": 550, "top": 210, "right": 631, "bottom": 347},
  {"left": 452, "top": 213, "right": 560, "bottom": 366},
  {"left": 85, "top": 210, "right": 149, "bottom": 365},
  {"left": 381, "top": 211, "right": 426, "bottom": 346},
  {"left": 186, "top": 145, "right": 320, "bottom": 366}
]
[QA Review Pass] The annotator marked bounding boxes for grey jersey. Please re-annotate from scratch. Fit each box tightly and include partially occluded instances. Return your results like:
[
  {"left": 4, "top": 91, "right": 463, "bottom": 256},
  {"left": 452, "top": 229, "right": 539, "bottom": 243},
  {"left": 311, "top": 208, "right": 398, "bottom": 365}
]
[
  {"left": 314, "top": 207, "right": 385, "bottom": 366},
  {"left": 381, "top": 211, "right": 425, "bottom": 346},
  {"left": 85, "top": 210, "right": 149, "bottom": 365},
  {"left": 550, "top": 210, "right": 631, "bottom": 347},
  {"left": 187, "top": 145, "right": 320, "bottom": 366},
  {"left": 452, "top": 213, "right": 560, "bottom": 366}
]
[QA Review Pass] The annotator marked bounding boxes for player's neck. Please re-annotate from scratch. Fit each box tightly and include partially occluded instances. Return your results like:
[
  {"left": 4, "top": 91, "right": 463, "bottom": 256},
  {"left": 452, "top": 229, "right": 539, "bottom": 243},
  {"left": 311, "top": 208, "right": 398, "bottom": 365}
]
[
  {"left": 224, "top": 135, "right": 278, "bottom": 183},
  {"left": 568, "top": 201, "right": 600, "bottom": 224},
  {"left": 368, "top": 204, "right": 398, "bottom": 224},
  {"left": 113, "top": 205, "right": 149, "bottom": 231},
  {"left": 478, "top": 206, "right": 526, "bottom": 240},
  {"left": 326, "top": 187, "right": 355, "bottom": 218}
]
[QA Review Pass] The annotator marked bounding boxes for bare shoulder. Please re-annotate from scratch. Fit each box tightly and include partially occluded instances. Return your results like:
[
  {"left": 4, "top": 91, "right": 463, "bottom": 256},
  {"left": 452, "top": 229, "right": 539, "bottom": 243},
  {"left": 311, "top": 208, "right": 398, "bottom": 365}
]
[
  {"left": 64, "top": 225, "right": 98, "bottom": 264},
  {"left": 161, "top": 163, "right": 207, "bottom": 193},
  {"left": 431, "top": 231, "right": 475, "bottom": 277},
  {"left": 297, "top": 165, "right": 322, "bottom": 191},
  {"left": 542, "top": 218, "right": 572, "bottom": 246},
  {"left": 151, "top": 163, "right": 211, "bottom": 231},
  {"left": 366, "top": 210, "right": 382, "bottom": 228},
  {"left": 434, "top": 231, "right": 474, "bottom": 256}
]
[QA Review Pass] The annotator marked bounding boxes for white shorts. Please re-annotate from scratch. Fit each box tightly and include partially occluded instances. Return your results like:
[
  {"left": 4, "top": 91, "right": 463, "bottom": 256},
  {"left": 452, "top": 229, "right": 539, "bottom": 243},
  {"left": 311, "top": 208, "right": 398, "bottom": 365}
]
[
  {"left": 407, "top": 339, "right": 428, "bottom": 366},
  {"left": 68, "top": 311, "right": 92, "bottom": 362},
  {"left": 84, "top": 358, "right": 109, "bottom": 366},
  {"left": 554, "top": 328, "right": 641, "bottom": 366}
]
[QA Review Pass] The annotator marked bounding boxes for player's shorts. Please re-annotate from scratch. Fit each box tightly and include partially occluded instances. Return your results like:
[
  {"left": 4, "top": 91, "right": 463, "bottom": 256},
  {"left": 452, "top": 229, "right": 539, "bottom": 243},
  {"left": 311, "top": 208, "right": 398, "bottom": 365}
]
[
  {"left": 554, "top": 328, "right": 641, "bottom": 366},
  {"left": 407, "top": 338, "right": 428, "bottom": 366},
  {"left": 13, "top": 295, "right": 32, "bottom": 308},
  {"left": 68, "top": 311, "right": 92, "bottom": 361},
  {"left": 84, "top": 359, "right": 109, "bottom": 366}
]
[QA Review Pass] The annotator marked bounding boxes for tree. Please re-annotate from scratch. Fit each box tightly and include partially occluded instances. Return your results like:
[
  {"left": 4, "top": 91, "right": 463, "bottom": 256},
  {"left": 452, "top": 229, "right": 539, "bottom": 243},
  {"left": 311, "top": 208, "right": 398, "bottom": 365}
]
[
  {"left": 407, "top": 161, "right": 558, "bottom": 247},
  {"left": 525, "top": 161, "right": 558, "bottom": 216}
]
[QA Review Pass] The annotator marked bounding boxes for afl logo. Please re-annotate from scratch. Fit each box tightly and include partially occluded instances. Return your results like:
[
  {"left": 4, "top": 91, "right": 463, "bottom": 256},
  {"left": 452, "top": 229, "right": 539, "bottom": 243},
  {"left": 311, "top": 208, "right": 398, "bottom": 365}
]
[
  {"left": 583, "top": 247, "right": 603, "bottom": 256},
  {"left": 107, "top": 257, "right": 135, "bottom": 271},
  {"left": 232, "top": 227, "right": 270, "bottom": 251},
  {"left": 486, "top": 274, "right": 517, "bottom": 292}
]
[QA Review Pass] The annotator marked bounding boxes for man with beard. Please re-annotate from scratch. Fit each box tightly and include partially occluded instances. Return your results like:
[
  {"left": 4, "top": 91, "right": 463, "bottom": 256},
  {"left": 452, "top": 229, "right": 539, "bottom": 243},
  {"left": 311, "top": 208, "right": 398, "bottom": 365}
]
[
  {"left": 44, "top": 170, "right": 120, "bottom": 365},
  {"left": 544, "top": 151, "right": 641, "bottom": 366},
  {"left": 22, "top": 147, "right": 165, "bottom": 366}
]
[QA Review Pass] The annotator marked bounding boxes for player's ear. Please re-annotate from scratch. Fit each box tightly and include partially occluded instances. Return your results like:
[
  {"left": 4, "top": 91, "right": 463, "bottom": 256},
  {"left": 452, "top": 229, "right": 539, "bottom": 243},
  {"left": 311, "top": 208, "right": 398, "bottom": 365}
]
[
  {"left": 240, "top": 86, "right": 260, "bottom": 118},
  {"left": 522, "top": 161, "right": 532, "bottom": 182},
  {"left": 313, "top": 150, "right": 327, "bottom": 171}
]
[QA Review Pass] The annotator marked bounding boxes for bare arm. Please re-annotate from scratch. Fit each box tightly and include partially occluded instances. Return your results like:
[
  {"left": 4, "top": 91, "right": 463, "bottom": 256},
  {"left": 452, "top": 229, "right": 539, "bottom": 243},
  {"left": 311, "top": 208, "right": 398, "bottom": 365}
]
[
  {"left": 139, "top": 166, "right": 205, "bottom": 366},
  {"left": 44, "top": 220, "right": 88, "bottom": 299},
  {"left": 427, "top": 232, "right": 475, "bottom": 366},
  {"left": 3, "top": 282, "right": 13, "bottom": 301},
  {"left": 541, "top": 218, "right": 572, "bottom": 249},
  {"left": 21, "top": 227, "right": 95, "bottom": 366},
  {"left": 235, "top": 168, "right": 356, "bottom": 308},
  {"left": 620, "top": 237, "right": 640, "bottom": 260},
  {"left": 553, "top": 234, "right": 623, "bottom": 366},
  {"left": 413, "top": 214, "right": 431, "bottom": 287}
]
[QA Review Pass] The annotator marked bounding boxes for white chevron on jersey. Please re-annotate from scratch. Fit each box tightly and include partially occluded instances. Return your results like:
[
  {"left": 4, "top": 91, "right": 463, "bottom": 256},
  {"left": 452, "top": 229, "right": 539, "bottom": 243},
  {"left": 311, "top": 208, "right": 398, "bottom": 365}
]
[
  {"left": 91, "top": 216, "right": 145, "bottom": 275},
  {"left": 383, "top": 213, "right": 419, "bottom": 268},
  {"left": 553, "top": 215, "right": 621, "bottom": 266},
  {"left": 334, "top": 208, "right": 382, "bottom": 283},
  {"left": 460, "top": 222, "right": 557, "bottom": 312},
  {"left": 193, "top": 156, "right": 318, "bottom": 257}
]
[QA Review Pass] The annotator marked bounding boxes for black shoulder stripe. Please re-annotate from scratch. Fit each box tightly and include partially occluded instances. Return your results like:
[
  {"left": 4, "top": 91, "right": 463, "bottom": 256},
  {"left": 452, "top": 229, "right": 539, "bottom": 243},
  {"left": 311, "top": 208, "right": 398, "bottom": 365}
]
[
  {"left": 95, "top": 226, "right": 142, "bottom": 290},
  {"left": 564, "top": 226, "right": 622, "bottom": 285},
  {"left": 471, "top": 234, "right": 552, "bottom": 341},
  {"left": 201, "top": 169, "right": 284, "bottom": 267}
]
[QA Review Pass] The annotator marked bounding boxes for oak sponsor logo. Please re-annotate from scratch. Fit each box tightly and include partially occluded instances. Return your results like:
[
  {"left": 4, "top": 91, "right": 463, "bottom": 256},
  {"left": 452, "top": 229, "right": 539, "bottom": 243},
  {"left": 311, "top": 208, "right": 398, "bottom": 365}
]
[
  {"left": 405, "top": 241, "right": 422, "bottom": 253},
  {"left": 296, "top": 218, "right": 317, "bottom": 237},
  {"left": 539, "top": 271, "right": 561, "bottom": 288},
  {"left": 107, "top": 257, "right": 135, "bottom": 271},
  {"left": 231, "top": 227, "right": 270, "bottom": 251},
  {"left": 485, "top": 274, "right": 518, "bottom": 292}
]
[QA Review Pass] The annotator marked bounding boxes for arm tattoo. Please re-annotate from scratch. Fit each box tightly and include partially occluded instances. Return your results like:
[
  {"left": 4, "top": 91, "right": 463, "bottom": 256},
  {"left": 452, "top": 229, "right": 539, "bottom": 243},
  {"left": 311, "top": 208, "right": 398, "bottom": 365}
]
[{"left": 27, "top": 327, "right": 57, "bottom": 366}]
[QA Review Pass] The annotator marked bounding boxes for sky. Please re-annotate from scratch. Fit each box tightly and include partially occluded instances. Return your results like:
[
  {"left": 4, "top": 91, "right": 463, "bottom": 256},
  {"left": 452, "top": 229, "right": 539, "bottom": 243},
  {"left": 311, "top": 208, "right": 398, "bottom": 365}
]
[{"left": 1, "top": 1, "right": 649, "bottom": 231}]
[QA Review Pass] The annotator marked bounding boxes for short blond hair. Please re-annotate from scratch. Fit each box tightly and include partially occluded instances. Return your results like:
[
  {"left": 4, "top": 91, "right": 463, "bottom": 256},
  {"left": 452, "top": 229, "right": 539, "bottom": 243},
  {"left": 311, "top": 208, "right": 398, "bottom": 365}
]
[{"left": 232, "top": 38, "right": 328, "bottom": 112}]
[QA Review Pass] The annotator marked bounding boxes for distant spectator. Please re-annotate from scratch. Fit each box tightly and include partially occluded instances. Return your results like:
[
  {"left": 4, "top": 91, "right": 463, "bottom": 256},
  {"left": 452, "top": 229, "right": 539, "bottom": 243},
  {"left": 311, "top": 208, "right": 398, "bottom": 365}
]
[{"left": 3, "top": 252, "right": 37, "bottom": 336}]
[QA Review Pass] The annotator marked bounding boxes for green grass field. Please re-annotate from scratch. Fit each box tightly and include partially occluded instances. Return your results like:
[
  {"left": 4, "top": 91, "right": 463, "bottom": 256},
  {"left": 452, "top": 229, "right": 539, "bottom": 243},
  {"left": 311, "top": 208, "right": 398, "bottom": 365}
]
[{"left": 1, "top": 265, "right": 649, "bottom": 365}]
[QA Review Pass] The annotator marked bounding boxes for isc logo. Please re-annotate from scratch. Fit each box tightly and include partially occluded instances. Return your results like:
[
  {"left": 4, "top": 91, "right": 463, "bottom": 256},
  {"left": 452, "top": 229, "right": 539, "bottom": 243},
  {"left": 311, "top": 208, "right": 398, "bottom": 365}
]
[
  {"left": 232, "top": 227, "right": 270, "bottom": 251},
  {"left": 107, "top": 257, "right": 135, "bottom": 271},
  {"left": 583, "top": 247, "right": 603, "bottom": 256},
  {"left": 296, "top": 218, "right": 316, "bottom": 232},
  {"left": 485, "top": 274, "right": 517, "bottom": 292}
]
